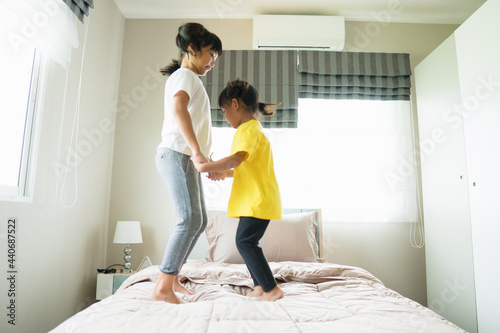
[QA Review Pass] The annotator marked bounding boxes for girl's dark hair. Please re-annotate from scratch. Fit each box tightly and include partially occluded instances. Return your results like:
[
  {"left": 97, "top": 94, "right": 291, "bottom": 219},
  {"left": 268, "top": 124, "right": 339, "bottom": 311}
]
[
  {"left": 160, "top": 23, "right": 223, "bottom": 76},
  {"left": 218, "top": 79, "right": 281, "bottom": 118}
]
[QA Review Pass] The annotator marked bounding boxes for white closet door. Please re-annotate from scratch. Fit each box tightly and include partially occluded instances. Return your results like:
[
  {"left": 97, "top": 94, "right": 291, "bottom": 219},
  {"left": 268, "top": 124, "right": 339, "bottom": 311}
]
[
  {"left": 415, "top": 35, "right": 477, "bottom": 333},
  {"left": 454, "top": 1, "right": 500, "bottom": 332}
]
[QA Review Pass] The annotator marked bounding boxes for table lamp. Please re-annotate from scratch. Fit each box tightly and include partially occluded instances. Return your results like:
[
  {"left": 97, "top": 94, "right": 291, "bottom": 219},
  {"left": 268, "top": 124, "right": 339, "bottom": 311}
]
[{"left": 113, "top": 221, "right": 143, "bottom": 273}]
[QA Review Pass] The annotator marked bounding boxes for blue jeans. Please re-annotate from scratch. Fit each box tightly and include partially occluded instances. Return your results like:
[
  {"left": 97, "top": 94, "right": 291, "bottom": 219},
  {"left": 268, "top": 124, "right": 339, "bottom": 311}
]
[
  {"left": 156, "top": 148, "right": 207, "bottom": 275},
  {"left": 236, "top": 217, "right": 277, "bottom": 292}
]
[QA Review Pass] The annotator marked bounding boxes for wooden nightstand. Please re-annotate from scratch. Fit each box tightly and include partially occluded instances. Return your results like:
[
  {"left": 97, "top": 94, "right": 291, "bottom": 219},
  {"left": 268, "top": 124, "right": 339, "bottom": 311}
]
[{"left": 96, "top": 271, "right": 133, "bottom": 300}]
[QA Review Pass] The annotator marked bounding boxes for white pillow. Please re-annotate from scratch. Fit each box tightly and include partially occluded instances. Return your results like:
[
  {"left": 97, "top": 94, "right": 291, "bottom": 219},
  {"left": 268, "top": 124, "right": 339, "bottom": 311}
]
[{"left": 205, "top": 210, "right": 319, "bottom": 264}]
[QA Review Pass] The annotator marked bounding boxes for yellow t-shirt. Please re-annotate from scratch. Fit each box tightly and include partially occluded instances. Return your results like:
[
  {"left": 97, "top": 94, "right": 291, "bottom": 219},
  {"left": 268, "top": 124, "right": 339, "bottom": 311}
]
[{"left": 227, "top": 119, "right": 282, "bottom": 220}]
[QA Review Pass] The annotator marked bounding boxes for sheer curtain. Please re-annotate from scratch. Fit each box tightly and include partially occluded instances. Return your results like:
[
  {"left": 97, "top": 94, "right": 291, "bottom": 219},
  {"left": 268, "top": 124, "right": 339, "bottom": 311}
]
[{"left": 0, "top": 0, "right": 79, "bottom": 68}]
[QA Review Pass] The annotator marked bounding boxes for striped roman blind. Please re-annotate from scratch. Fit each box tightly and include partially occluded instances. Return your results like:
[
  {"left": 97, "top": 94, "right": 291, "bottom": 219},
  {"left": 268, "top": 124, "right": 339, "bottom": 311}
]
[
  {"left": 201, "top": 50, "right": 298, "bottom": 128},
  {"left": 61, "top": 0, "right": 94, "bottom": 23},
  {"left": 298, "top": 51, "right": 411, "bottom": 101}
]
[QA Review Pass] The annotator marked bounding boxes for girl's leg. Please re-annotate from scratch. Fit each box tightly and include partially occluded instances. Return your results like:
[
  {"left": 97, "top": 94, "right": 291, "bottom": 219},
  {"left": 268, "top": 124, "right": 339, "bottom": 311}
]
[
  {"left": 152, "top": 149, "right": 205, "bottom": 303},
  {"left": 236, "top": 217, "right": 282, "bottom": 300},
  {"left": 173, "top": 170, "right": 207, "bottom": 296},
  {"left": 180, "top": 171, "right": 208, "bottom": 264}
]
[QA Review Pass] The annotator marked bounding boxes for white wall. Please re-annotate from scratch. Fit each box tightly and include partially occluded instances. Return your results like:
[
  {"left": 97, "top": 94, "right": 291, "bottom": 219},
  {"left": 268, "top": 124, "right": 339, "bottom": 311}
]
[
  {"left": 107, "top": 18, "right": 458, "bottom": 307},
  {"left": 0, "top": 1, "right": 125, "bottom": 332}
]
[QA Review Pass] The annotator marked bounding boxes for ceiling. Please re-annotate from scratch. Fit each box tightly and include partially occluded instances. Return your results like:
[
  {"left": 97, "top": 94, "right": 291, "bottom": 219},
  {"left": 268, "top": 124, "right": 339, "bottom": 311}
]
[{"left": 113, "top": 0, "right": 486, "bottom": 24}]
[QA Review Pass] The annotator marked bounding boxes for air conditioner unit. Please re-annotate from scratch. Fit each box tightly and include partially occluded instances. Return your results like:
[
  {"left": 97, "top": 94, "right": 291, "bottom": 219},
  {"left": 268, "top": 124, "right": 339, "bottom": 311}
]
[{"left": 253, "top": 15, "right": 345, "bottom": 51}]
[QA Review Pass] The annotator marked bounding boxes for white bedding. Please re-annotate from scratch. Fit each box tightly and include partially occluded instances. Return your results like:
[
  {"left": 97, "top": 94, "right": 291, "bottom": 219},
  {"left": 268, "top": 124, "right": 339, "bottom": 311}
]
[{"left": 51, "top": 260, "right": 465, "bottom": 333}]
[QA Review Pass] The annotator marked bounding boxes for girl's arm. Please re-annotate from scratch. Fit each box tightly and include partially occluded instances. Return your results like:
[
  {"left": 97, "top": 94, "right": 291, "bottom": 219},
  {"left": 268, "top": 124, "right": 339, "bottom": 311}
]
[
  {"left": 207, "top": 169, "right": 234, "bottom": 181},
  {"left": 172, "top": 90, "right": 207, "bottom": 164},
  {"left": 194, "top": 151, "right": 246, "bottom": 173}
]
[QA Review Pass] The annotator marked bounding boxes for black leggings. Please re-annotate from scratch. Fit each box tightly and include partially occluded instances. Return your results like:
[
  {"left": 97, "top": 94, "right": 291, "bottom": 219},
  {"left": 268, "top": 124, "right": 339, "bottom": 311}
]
[{"left": 236, "top": 216, "right": 277, "bottom": 292}]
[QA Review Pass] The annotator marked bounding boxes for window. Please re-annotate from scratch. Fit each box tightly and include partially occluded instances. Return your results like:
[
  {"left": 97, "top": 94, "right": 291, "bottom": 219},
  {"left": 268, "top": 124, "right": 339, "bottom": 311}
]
[
  {"left": 0, "top": 43, "right": 43, "bottom": 201},
  {"left": 204, "top": 99, "right": 418, "bottom": 223}
]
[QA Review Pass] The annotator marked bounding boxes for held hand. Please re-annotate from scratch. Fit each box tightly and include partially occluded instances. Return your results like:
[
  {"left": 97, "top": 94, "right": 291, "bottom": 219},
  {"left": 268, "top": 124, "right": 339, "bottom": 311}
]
[
  {"left": 207, "top": 171, "right": 226, "bottom": 181},
  {"left": 191, "top": 152, "right": 208, "bottom": 172}
]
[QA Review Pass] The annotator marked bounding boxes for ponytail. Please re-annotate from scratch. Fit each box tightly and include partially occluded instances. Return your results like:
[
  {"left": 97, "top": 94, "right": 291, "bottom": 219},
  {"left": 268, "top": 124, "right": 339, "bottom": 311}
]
[
  {"left": 160, "top": 22, "right": 222, "bottom": 76},
  {"left": 219, "top": 79, "right": 281, "bottom": 117},
  {"left": 160, "top": 59, "right": 180, "bottom": 76},
  {"left": 258, "top": 102, "right": 280, "bottom": 116}
]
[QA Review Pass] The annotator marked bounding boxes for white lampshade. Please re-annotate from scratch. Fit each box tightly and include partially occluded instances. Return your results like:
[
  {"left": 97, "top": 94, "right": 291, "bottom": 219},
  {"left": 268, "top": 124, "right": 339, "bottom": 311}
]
[{"left": 113, "top": 221, "right": 143, "bottom": 244}]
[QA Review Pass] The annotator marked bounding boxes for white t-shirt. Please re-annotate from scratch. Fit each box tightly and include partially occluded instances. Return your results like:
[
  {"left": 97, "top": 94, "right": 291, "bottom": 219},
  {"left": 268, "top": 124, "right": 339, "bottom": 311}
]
[{"left": 157, "top": 68, "right": 212, "bottom": 157}]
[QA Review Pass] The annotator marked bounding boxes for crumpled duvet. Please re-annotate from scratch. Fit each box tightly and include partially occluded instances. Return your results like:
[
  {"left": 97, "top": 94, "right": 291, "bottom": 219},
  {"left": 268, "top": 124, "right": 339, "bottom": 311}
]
[{"left": 51, "top": 260, "right": 466, "bottom": 333}]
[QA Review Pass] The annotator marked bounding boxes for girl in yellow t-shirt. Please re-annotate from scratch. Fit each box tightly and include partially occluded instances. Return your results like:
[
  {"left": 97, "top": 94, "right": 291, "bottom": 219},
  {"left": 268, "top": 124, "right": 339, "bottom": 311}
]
[{"left": 193, "top": 79, "right": 283, "bottom": 301}]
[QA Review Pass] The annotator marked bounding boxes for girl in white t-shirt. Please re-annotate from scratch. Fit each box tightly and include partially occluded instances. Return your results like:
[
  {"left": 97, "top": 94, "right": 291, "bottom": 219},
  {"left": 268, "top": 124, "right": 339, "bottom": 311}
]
[{"left": 152, "top": 22, "right": 222, "bottom": 304}]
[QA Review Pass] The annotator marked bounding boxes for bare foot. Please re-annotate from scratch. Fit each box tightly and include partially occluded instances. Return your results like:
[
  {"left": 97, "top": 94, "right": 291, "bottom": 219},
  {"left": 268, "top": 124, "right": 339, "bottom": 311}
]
[
  {"left": 152, "top": 287, "right": 184, "bottom": 304},
  {"left": 173, "top": 278, "right": 195, "bottom": 295},
  {"left": 259, "top": 286, "right": 284, "bottom": 302},
  {"left": 152, "top": 272, "right": 184, "bottom": 304},
  {"left": 247, "top": 286, "right": 264, "bottom": 297}
]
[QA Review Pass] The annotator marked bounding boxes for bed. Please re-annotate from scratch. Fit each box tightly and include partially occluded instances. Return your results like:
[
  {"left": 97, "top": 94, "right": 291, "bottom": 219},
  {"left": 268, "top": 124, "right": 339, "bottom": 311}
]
[{"left": 51, "top": 210, "right": 466, "bottom": 332}]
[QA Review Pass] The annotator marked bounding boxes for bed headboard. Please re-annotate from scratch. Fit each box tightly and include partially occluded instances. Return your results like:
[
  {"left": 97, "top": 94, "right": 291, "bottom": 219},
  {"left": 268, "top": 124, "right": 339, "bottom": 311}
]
[{"left": 188, "top": 209, "right": 323, "bottom": 261}]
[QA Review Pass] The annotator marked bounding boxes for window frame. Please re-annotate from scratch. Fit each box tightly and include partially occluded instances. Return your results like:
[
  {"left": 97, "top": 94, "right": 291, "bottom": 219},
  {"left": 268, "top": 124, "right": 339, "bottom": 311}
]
[{"left": 0, "top": 49, "right": 44, "bottom": 202}]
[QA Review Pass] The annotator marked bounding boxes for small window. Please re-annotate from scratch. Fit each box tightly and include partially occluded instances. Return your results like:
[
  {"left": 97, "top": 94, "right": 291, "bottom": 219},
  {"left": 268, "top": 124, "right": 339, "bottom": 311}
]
[{"left": 0, "top": 43, "right": 43, "bottom": 201}]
